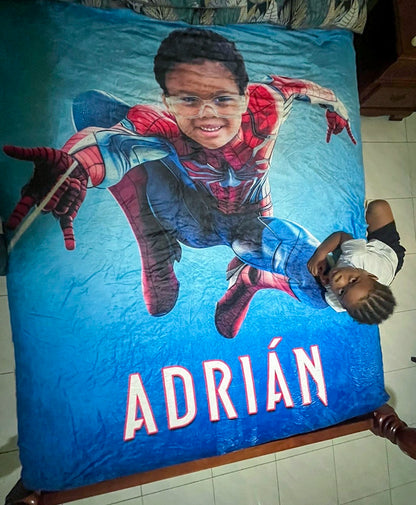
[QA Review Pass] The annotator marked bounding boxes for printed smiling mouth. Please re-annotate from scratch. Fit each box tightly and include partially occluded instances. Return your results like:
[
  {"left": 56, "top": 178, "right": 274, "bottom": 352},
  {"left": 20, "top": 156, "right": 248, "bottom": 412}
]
[{"left": 199, "top": 125, "right": 223, "bottom": 132}]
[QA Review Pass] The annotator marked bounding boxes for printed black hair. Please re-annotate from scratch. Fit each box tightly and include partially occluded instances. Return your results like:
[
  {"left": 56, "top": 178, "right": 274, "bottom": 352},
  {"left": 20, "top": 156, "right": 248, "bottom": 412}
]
[
  {"left": 346, "top": 281, "right": 396, "bottom": 325},
  {"left": 154, "top": 28, "right": 249, "bottom": 95}
]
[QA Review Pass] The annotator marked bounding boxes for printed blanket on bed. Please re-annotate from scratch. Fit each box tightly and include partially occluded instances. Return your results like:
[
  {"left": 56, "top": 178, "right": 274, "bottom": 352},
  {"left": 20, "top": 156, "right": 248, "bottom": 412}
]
[{"left": 0, "top": 0, "right": 388, "bottom": 492}]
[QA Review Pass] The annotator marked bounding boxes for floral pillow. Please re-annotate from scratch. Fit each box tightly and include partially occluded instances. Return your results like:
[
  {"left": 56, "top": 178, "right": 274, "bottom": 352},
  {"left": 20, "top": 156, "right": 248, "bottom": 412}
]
[
  {"left": 62, "top": 0, "right": 368, "bottom": 33},
  {"left": 289, "top": 0, "right": 367, "bottom": 33}
]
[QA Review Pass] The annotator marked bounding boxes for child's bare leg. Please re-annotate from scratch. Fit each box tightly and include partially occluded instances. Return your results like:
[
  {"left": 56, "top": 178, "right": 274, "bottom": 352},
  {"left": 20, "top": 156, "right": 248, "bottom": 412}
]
[{"left": 366, "top": 199, "right": 394, "bottom": 233}]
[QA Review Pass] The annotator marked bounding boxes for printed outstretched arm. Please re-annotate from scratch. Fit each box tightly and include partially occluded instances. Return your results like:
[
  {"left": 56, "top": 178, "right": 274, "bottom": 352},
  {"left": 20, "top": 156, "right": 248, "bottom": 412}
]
[
  {"left": 3, "top": 121, "right": 176, "bottom": 250},
  {"left": 65, "top": 115, "right": 178, "bottom": 188},
  {"left": 3, "top": 145, "right": 88, "bottom": 250},
  {"left": 269, "top": 75, "right": 356, "bottom": 144}
]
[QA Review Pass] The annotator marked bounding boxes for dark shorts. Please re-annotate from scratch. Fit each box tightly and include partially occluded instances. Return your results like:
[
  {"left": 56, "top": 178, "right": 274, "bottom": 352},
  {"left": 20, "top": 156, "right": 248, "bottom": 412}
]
[{"left": 367, "top": 221, "right": 406, "bottom": 273}]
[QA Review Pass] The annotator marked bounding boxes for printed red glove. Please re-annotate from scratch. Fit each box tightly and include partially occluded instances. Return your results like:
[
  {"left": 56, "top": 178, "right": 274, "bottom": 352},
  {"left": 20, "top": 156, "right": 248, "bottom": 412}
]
[
  {"left": 325, "top": 110, "right": 356, "bottom": 145},
  {"left": 3, "top": 145, "right": 88, "bottom": 250}
]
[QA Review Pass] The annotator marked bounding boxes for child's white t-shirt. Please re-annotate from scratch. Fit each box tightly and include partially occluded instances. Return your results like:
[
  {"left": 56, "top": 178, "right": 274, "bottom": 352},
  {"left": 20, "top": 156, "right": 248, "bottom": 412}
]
[{"left": 324, "top": 238, "right": 398, "bottom": 312}]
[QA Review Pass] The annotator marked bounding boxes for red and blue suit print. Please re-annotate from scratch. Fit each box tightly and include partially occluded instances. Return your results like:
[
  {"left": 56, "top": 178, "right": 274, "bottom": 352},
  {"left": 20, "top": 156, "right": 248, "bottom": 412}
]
[{"left": 7, "top": 76, "right": 356, "bottom": 337}]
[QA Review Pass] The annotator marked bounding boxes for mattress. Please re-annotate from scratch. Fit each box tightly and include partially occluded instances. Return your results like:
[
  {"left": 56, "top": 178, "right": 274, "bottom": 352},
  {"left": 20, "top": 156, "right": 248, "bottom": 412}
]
[{"left": 0, "top": 0, "right": 388, "bottom": 492}]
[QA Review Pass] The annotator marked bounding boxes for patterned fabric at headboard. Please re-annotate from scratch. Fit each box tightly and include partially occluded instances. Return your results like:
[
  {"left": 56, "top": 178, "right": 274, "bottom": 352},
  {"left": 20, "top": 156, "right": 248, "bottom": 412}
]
[{"left": 59, "top": 0, "right": 368, "bottom": 32}]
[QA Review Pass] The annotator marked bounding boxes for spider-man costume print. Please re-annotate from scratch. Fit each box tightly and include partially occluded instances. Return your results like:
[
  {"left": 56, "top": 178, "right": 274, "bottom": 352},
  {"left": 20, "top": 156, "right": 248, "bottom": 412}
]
[{"left": 66, "top": 76, "right": 353, "bottom": 336}]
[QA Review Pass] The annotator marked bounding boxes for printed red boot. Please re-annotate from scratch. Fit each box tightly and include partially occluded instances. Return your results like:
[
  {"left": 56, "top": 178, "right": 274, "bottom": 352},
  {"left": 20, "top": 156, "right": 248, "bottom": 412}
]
[{"left": 215, "top": 258, "right": 296, "bottom": 338}]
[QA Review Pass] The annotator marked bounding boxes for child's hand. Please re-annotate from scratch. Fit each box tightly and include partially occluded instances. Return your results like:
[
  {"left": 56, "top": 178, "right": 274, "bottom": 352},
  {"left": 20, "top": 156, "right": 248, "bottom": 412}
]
[
  {"left": 308, "top": 254, "right": 330, "bottom": 285},
  {"left": 307, "top": 252, "right": 327, "bottom": 277},
  {"left": 3, "top": 145, "right": 88, "bottom": 250}
]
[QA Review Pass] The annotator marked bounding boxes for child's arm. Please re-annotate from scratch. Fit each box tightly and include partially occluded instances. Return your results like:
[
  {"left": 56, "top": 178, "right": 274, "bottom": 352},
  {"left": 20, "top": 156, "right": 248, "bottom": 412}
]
[{"left": 307, "top": 231, "right": 353, "bottom": 277}]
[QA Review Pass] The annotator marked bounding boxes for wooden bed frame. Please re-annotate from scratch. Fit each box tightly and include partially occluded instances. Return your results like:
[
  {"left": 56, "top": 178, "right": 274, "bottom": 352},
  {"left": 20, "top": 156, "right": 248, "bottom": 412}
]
[{"left": 5, "top": 404, "right": 416, "bottom": 505}]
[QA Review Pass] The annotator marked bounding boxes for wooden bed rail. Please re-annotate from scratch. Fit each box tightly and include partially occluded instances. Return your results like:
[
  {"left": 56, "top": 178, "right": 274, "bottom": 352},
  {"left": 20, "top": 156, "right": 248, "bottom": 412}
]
[{"left": 5, "top": 403, "right": 416, "bottom": 505}]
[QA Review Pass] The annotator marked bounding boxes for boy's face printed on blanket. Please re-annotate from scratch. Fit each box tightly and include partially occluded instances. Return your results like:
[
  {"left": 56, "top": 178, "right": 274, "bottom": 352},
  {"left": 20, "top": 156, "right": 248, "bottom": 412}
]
[
  {"left": 163, "top": 60, "right": 249, "bottom": 149},
  {"left": 328, "top": 267, "right": 378, "bottom": 310}
]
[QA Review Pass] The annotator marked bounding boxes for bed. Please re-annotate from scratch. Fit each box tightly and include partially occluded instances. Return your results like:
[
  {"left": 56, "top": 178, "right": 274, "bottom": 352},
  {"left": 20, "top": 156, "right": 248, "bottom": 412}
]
[{"left": 1, "top": 1, "right": 415, "bottom": 504}]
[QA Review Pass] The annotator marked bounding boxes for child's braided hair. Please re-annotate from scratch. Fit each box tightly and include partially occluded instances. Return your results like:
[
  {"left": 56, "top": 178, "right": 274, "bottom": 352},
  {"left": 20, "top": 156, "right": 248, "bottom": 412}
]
[{"left": 346, "top": 281, "right": 396, "bottom": 324}]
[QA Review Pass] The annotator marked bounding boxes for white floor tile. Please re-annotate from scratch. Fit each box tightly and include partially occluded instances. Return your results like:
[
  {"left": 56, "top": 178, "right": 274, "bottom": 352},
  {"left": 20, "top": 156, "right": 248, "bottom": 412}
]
[
  {"left": 116, "top": 499, "right": 143, "bottom": 505},
  {"left": 0, "top": 373, "right": 18, "bottom": 453},
  {"left": 386, "top": 441, "right": 416, "bottom": 489},
  {"left": 142, "top": 469, "right": 211, "bottom": 495},
  {"left": 391, "top": 480, "right": 416, "bottom": 505},
  {"left": 414, "top": 199, "right": 416, "bottom": 233},
  {"left": 276, "top": 447, "right": 337, "bottom": 505},
  {"left": 361, "top": 116, "right": 407, "bottom": 143},
  {"left": 390, "top": 254, "right": 416, "bottom": 313},
  {"left": 340, "top": 491, "right": 391, "bottom": 505},
  {"left": 89, "top": 498, "right": 143, "bottom": 505},
  {"left": 65, "top": 486, "right": 142, "bottom": 505},
  {"left": 0, "top": 276, "right": 7, "bottom": 296},
  {"left": 363, "top": 143, "right": 411, "bottom": 200},
  {"left": 334, "top": 435, "right": 389, "bottom": 503},
  {"left": 409, "top": 144, "right": 416, "bottom": 196},
  {"left": 405, "top": 113, "right": 416, "bottom": 142},
  {"left": 212, "top": 453, "right": 274, "bottom": 476},
  {"left": 332, "top": 431, "right": 372, "bottom": 446},
  {"left": 342, "top": 490, "right": 391, "bottom": 505},
  {"left": 0, "top": 451, "right": 21, "bottom": 504},
  {"left": 384, "top": 367, "right": 416, "bottom": 426},
  {"left": 0, "top": 296, "right": 14, "bottom": 374},
  {"left": 142, "top": 480, "right": 214, "bottom": 505},
  {"left": 275, "top": 439, "right": 332, "bottom": 459},
  {"left": 380, "top": 310, "right": 416, "bottom": 373},
  {"left": 388, "top": 198, "right": 416, "bottom": 254},
  {"left": 213, "top": 462, "right": 279, "bottom": 505}
]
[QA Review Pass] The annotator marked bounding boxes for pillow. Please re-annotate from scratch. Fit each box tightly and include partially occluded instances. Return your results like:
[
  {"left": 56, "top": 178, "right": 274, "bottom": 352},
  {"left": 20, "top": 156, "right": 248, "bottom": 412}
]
[
  {"left": 61, "top": 0, "right": 367, "bottom": 33},
  {"left": 289, "top": 0, "right": 367, "bottom": 33}
]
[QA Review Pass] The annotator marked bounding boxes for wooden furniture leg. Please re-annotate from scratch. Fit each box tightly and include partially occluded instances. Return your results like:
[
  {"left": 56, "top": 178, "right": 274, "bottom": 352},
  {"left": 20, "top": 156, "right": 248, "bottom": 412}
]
[{"left": 372, "top": 404, "right": 416, "bottom": 459}]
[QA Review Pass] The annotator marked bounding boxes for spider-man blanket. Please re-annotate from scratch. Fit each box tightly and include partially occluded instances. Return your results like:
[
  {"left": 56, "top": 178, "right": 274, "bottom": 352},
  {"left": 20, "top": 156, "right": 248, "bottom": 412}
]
[{"left": 0, "top": 1, "right": 387, "bottom": 492}]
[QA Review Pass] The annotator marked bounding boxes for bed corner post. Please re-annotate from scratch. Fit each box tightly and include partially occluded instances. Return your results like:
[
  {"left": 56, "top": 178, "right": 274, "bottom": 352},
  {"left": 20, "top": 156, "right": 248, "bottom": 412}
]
[
  {"left": 4, "top": 480, "right": 40, "bottom": 505},
  {"left": 372, "top": 404, "right": 416, "bottom": 459}
]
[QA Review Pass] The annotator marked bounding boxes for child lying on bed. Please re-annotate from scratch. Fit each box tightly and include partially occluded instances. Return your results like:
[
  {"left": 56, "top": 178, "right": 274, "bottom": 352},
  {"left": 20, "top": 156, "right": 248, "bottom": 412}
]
[{"left": 307, "top": 199, "right": 406, "bottom": 325}]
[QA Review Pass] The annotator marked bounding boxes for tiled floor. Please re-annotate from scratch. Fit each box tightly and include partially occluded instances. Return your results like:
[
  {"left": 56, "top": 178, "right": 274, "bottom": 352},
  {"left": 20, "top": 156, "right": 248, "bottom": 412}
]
[{"left": 1, "top": 114, "right": 415, "bottom": 505}]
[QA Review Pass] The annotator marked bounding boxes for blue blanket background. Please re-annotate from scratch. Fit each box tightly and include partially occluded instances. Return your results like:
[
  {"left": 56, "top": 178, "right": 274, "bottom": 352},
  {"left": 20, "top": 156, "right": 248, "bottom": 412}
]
[{"left": 0, "top": 0, "right": 388, "bottom": 491}]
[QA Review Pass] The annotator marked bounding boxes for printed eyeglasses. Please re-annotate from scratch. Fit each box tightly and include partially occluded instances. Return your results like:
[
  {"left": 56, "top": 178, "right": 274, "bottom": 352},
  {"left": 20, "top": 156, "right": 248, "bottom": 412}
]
[{"left": 165, "top": 94, "right": 247, "bottom": 118}]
